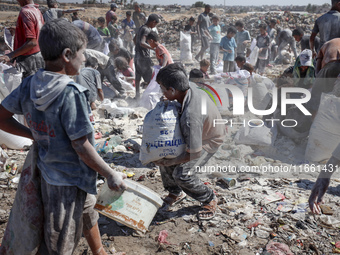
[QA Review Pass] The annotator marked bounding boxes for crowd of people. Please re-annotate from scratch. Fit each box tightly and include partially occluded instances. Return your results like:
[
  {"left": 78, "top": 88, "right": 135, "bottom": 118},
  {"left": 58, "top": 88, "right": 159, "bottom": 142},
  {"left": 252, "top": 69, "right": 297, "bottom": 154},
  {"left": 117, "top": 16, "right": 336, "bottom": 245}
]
[{"left": 0, "top": 0, "right": 340, "bottom": 253}]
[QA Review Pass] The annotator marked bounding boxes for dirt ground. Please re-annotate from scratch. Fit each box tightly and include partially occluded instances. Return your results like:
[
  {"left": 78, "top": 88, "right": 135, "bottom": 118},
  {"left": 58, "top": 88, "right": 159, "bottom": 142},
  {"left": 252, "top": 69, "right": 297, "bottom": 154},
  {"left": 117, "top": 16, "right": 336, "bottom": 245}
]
[{"left": 1, "top": 4, "right": 340, "bottom": 255}]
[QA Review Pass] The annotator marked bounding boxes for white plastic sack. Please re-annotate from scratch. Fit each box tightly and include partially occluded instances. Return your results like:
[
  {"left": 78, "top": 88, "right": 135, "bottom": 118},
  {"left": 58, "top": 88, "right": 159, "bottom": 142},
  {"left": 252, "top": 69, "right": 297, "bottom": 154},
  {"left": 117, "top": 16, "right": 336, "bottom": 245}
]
[
  {"left": 180, "top": 31, "right": 192, "bottom": 62},
  {"left": 139, "top": 101, "right": 186, "bottom": 165},
  {"left": 140, "top": 66, "right": 162, "bottom": 110},
  {"left": 117, "top": 76, "right": 134, "bottom": 91},
  {"left": 0, "top": 72, "right": 10, "bottom": 100},
  {"left": 234, "top": 122, "right": 277, "bottom": 147},
  {"left": 248, "top": 46, "right": 259, "bottom": 66},
  {"left": 305, "top": 93, "right": 340, "bottom": 162},
  {"left": 0, "top": 129, "right": 32, "bottom": 150},
  {"left": 103, "top": 42, "right": 110, "bottom": 55},
  {"left": 3, "top": 67, "right": 22, "bottom": 92}
]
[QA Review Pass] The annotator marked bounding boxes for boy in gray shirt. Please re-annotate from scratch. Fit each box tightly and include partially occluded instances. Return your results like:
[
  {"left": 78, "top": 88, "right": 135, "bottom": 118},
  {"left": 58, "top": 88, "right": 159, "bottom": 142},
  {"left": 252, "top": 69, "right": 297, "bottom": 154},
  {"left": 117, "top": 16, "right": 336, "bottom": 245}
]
[
  {"left": 310, "top": 0, "right": 340, "bottom": 58},
  {"left": 154, "top": 63, "right": 226, "bottom": 220},
  {"left": 195, "top": 5, "right": 211, "bottom": 62},
  {"left": 235, "top": 20, "right": 251, "bottom": 57}
]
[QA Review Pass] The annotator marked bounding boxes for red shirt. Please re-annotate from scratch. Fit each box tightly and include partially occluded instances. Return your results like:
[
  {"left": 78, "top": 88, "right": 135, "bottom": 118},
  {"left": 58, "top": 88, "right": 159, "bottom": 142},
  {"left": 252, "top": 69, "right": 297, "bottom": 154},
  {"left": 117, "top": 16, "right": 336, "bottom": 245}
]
[
  {"left": 14, "top": 4, "right": 44, "bottom": 56},
  {"left": 105, "top": 10, "right": 116, "bottom": 25},
  {"left": 155, "top": 44, "right": 173, "bottom": 66}
]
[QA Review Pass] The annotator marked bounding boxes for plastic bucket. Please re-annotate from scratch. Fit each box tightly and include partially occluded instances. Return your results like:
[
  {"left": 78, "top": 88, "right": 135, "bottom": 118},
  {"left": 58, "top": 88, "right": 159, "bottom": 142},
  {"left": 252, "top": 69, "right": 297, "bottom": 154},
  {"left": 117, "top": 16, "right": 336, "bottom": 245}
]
[{"left": 95, "top": 179, "right": 163, "bottom": 233}]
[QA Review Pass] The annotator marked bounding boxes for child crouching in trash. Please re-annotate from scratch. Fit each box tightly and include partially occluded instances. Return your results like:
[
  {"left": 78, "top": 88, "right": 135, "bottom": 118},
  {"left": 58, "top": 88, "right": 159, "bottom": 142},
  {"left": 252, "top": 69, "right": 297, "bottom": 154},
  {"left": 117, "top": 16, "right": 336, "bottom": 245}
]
[{"left": 153, "top": 63, "right": 226, "bottom": 220}]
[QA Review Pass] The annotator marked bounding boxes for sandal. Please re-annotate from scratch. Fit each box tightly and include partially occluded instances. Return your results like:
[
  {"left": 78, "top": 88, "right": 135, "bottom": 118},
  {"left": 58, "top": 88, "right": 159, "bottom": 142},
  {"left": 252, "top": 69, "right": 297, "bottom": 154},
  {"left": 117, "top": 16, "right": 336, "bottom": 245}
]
[
  {"left": 198, "top": 196, "right": 218, "bottom": 220},
  {"left": 162, "top": 192, "right": 187, "bottom": 208}
]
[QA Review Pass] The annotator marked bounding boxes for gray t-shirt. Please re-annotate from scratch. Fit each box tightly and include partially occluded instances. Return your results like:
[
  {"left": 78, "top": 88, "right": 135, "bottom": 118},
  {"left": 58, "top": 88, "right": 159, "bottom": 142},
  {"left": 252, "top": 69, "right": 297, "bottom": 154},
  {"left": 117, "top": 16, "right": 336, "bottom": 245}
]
[
  {"left": 301, "top": 35, "right": 320, "bottom": 52},
  {"left": 43, "top": 8, "right": 63, "bottom": 23},
  {"left": 198, "top": 12, "right": 211, "bottom": 38},
  {"left": 180, "top": 83, "right": 225, "bottom": 154},
  {"left": 76, "top": 67, "right": 102, "bottom": 103},
  {"left": 2, "top": 73, "right": 97, "bottom": 194},
  {"left": 235, "top": 30, "right": 251, "bottom": 54},
  {"left": 135, "top": 25, "right": 151, "bottom": 59},
  {"left": 312, "top": 10, "right": 340, "bottom": 50}
]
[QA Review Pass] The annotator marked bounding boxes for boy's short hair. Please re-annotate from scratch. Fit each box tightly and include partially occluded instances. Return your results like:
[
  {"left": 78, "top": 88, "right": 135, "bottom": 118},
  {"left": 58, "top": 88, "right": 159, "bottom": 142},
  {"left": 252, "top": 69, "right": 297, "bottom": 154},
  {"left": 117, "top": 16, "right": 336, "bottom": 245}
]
[
  {"left": 112, "top": 15, "right": 118, "bottom": 21},
  {"left": 147, "top": 14, "right": 160, "bottom": 23},
  {"left": 39, "top": 19, "right": 87, "bottom": 61},
  {"left": 109, "top": 40, "right": 119, "bottom": 53},
  {"left": 97, "top": 17, "right": 105, "bottom": 24},
  {"left": 270, "top": 19, "right": 277, "bottom": 24},
  {"left": 189, "top": 16, "right": 195, "bottom": 22},
  {"left": 85, "top": 56, "right": 98, "bottom": 68},
  {"left": 235, "top": 20, "right": 244, "bottom": 28},
  {"left": 258, "top": 23, "right": 267, "bottom": 30},
  {"left": 242, "top": 63, "right": 254, "bottom": 73},
  {"left": 47, "top": 0, "right": 57, "bottom": 8},
  {"left": 156, "top": 63, "right": 189, "bottom": 92},
  {"left": 292, "top": 27, "right": 304, "bottom": 36},
  {"left": 126, "top": 11, "right": 131, "bottom": 16},
  {"left": 205, "top": 4, "right": 211, "bottom": 8},
  {"left": 200, "top": 59, "right": 210, "bottom": 67},
  {"left": 73, "top": 12, "right": 78, "bottom": 15},
  {"left": 146, "top": 31, "right": 159, "bottom": 42},
  {"left": 227, "top": 26, "right": 237, "bottom": 35},
  {"left": 114, "top": 56, "right": 129, "bottom": 70},
  {"left": 235, "top": 56, "right": 246, "bottom": 63},
  {"left": 211, "top": 15, "right": 219, "bottom": 21},
  {"left": 189, "top": 68, "right": 204, "bottom": 79}
]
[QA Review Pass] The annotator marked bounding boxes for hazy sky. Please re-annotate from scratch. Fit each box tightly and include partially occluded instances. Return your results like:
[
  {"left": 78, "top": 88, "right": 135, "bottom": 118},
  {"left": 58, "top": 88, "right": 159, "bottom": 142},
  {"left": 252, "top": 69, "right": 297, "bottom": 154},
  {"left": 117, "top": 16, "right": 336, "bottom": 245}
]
[{"left": 58, "top": 0, "right": 329, "bottom": 6}]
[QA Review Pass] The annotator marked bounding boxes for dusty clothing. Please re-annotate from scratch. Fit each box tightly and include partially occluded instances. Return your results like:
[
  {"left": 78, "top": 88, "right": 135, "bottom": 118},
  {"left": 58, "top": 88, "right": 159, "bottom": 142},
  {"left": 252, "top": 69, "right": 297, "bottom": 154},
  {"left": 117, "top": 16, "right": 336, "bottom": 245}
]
[
  {"left": 134, "top": 57, "right": 153, "bottom": 83},
  {"left": 43, "top": 8, "right": 63, "bottom": 23},
  {"left": 73, "top": 20, "right": 103, "bottom": 52},
  {"left": 105, "top": 10, "right": 116, "bottom": 25},
  {"left": 111, "top": 47, "right": 133, "bottom": 64},
  {"left": 223, "top": 60, "right": 236, "bottom": 72},
  {"left": 277, "top": 29, "right": 297, "bottom": 59},
  {"left": 16, "top": 52, "right": 44, "bottom": 78},
  {"left": 14, "top": 4, "right": 44, "bottom": 56},
  {"left": 198, "top": 12, "right": 211, "bottom": 38},
  {"left": 160, "top": 150, "right": 215, "bottom": 203},
  {"left": 132, "top": 11, "right": 146, "bottom": 32},
  {"left": 256, "top": 33, "right": 270, "bottom": 59},
  {"left": 180, "top": 83, "right": 226, "bottom": 154},
  {"left": 85, "top": 49, "right": 109, "bottom": 68},
  {"left": 220, "top": 36, "right": 236, "bottom": 61},
  {"left": 135, "top": 25, "right": 152, "bottom": 59},
  {"left": 2, "top": 71, "right": 98, "bottom": 194},
  {"left": 317, "top": 38, "right": 340, "bottom": 70},
  {"left": 159, "top": 83, "right": 225, "bottom": 204},
  {"left": 38, "top": 180, "right": 98, "bottom": 255},
  {"left": 107, "top": 22, "right": 119, "bottom": 39},
  {"left": 76, "top": 67, "right": 102, "bottom": 103},
  {"left": 210, "top": 43, "right": 220, "bottom": 73},
  {"left": 98, "top": 58, "right": 124, "bottom": 94},
  {"left": 155, "top": 44, "right": 173, "bottom": 66},
  {"left": 307, "top": 61, "right": 340, "bottom": 113},
  {"left": 235, "top": 30, "right": 251, "bottom": 56},
  {"left": 300, "top": 35, "right": 320, "bottom": 52},
  {"left": 97, "top": 27, "right": 110, "bottom": 37},
  {"left": 312, "top": 10, "right": 340, "bottom": 50},
  {"left": 85, "top": 49, "right": 123, "bottom": 94}
]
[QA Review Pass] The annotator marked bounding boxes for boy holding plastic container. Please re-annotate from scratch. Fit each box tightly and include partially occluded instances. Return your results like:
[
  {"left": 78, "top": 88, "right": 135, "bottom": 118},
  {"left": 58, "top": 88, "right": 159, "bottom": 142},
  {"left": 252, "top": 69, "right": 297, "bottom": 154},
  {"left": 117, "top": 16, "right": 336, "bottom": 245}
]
[
  {"left": 154, "top": 63, "right": 226, "bottom": 220},
  {"left": 0, "top": 19, "right": 126, "bottom": 254},
  {"left": 220, "top": 26, "right": 237, "bottom": 72}
]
